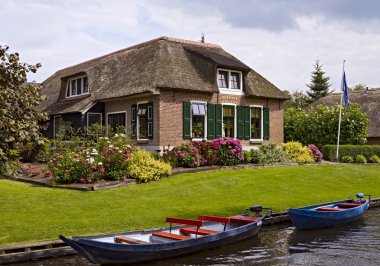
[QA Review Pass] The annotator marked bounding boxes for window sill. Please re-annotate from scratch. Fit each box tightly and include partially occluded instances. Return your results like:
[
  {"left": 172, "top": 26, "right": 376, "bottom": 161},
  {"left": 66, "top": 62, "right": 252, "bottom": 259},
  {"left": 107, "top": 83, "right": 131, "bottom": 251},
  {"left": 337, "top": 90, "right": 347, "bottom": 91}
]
[
  {"left": 218, "top": 89, "right": 244, "bottom": 95},
  {"left": 192, "top": 138, "right": 206, "bottom": 142},
  {"left": 63, "top": 93, "right": 90, "bottom": 100},
  {"left": 250, "top": 139, "right": 264, "bottom": 144},
  {"left": 137, "top": 139, "right": 149, "bottom": 144}
]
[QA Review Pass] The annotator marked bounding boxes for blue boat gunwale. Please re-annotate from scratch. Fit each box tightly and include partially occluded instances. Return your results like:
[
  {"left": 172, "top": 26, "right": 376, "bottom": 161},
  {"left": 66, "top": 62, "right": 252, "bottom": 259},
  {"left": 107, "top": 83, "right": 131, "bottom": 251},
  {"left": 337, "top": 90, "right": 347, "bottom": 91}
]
[{"left": 288, "top": 199, "right": 369, "bottom": 212}]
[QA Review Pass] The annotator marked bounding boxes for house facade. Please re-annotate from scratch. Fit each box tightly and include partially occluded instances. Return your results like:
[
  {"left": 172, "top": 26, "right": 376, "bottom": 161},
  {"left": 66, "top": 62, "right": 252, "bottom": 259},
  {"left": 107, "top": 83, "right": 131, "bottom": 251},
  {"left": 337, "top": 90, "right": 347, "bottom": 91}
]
[{"left": 39, "top": 36, "right": 289, "bottom": 151}]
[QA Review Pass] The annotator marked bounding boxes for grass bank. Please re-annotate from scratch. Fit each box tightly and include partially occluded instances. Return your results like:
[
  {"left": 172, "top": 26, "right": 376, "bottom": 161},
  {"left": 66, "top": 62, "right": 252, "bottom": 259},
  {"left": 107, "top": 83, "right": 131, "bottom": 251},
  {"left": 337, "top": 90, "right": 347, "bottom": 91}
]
[{"left": 1, "top": 164, "right": 379, "bottom": 246}]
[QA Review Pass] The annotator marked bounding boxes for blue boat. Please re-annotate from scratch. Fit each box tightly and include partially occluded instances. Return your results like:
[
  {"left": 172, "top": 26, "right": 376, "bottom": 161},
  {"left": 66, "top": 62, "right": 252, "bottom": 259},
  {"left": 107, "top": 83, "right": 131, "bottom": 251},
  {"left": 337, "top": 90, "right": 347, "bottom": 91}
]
[
  {"left": 60, "top": 205, "right": 272, "bottom": 265},
  {"left": 288, "top": 193, "right": 370, "bottom": 230}
]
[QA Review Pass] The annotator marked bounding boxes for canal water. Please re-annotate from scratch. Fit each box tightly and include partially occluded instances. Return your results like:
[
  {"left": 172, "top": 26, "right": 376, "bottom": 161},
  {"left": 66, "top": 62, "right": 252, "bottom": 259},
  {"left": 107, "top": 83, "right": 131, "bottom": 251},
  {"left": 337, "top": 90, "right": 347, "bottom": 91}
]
[{"left": 15, "top": 208, "right": 380, "bottom": 265}]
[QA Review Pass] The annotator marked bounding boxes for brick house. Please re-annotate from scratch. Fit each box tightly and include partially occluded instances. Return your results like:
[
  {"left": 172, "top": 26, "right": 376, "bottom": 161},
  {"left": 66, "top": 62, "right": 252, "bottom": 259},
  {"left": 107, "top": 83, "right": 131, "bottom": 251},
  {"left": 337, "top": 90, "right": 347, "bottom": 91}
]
[{"left": 39, "top": 36, "right": 289, "bottom": 151}]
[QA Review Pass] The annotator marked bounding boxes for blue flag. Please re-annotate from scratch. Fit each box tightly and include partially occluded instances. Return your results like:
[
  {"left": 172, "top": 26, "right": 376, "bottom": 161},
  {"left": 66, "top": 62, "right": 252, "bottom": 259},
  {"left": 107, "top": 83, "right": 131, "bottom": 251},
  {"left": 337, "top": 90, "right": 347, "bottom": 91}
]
[{"left": 343, "top": 71, "right": 349, "bottom": 108}]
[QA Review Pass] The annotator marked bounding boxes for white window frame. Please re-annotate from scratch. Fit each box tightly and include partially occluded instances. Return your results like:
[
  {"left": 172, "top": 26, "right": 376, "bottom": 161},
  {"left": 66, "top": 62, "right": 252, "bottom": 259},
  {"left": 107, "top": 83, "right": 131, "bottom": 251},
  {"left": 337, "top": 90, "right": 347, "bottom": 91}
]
[
  {"left": 249, "top": 105, "right": 264, "bottom": 142},
  {"left": 106, "top": 111, "right": 127, "bottom": 135},
  {"left": 217, "top": 68, "right": 243, "bottom": 95},
  {"left": 190, "top": 101, "right": 207, "bottom": 141},
  {"left": 66, "top": 75, "right": 89, "bottom": 98},
  {"left": 86, "top": 112, "right": 103, "bottom": 135},
  {"left": 137, "top": 101, "right": 149, "bottom": 141},
  {"left": 221, "top": 103, "right": 237, "bottom": 139}
]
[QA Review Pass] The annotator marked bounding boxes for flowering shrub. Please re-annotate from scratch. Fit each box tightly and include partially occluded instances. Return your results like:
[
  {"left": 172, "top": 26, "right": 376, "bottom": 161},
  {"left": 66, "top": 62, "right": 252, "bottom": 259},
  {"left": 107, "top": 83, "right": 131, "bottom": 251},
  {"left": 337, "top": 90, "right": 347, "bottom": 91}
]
[
  {"left": 308, "top": 144, "right": 323, "bottom": 162},
  {"left": 25, "top": 167, "right": 39, "bottom": 176},
  {"left": 212, "top": 138, "right": 244, "bottom": 166},
  {"left": 282, "top": 141, "right": 314, "bottom": 164},
  {"left": 170, "top": 142, "right": 202, "bottom": 168},
  {"left": 192, "top": 141, "right": 218, "bottom": 166},
  {"left": 128, "top": 150, "right": 172, "bottom": 182},
  {"left": 259, "top": 142, "right": 290, "bottom": 164}
]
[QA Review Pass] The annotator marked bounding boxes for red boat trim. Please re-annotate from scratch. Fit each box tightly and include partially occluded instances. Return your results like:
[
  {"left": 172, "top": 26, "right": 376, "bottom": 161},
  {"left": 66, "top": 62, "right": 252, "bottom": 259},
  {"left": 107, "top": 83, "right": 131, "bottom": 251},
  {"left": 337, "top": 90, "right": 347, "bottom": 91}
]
[
  {"left": 229, "top": 215, "right": 261, "bottom": 223},
  {"left": 198, "top": 215, "right": 230, "bottom": 224},
  {"left": 165, "top": 217, "right": 204, "bottom": 227},
  {"left": 316, "top": 207, "right": 345, "bottom": 211},
  {"left": 337, "top": 203, "right": 363, "bottom": 208},
  {"left": 114, "top": 236, "right": 148, "bottom": 244}
]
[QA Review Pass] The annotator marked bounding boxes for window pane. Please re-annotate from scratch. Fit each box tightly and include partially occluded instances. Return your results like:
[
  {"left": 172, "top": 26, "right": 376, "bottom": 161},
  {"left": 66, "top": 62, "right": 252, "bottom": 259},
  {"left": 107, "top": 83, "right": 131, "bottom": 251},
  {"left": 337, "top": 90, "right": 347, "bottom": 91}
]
[
  {"left": 83, "top": 77, "right": 89, "bottom": 93},
  {"left": 230, "top": 72, "right": 240, "bottom": 90},
  {"left": 71, "top": 80, "right": 76, "bottom": 95},
  {"left": 139, "top": 115, "right": 148, "bottom": 139},
  {"left": 66, "top": 82, "right": 71, "bottom": 97},
  {"left": 192, "top": 104, "right": 200, "bottom": 115},
  {"left": 223, "top": 106, "right": 235, "bottom": 138},
  {"left": 77, "top": 78, "right": 82, "bottom": 95},
  {"left": 250, "top": 107, "right": 262, "bottom": 139},
  {"left": 198, "top": 104, "right": 206, "bottom": 115},
  {"left": 108, "top": 113, "right": 125, "bottom": 130},
  {"left": 192, "top": 115, "right": 205, "bottom": 138},
  {"left": 218, "top": 71, "right": 228, "bottom": 88}
]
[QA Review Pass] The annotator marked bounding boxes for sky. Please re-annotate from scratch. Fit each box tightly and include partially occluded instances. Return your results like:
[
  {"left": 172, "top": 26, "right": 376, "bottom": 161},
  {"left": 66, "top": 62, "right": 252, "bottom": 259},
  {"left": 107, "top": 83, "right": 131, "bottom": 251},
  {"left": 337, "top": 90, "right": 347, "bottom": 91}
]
[{"left": 1, "top": 0, "right": 380, "bottom": 92}]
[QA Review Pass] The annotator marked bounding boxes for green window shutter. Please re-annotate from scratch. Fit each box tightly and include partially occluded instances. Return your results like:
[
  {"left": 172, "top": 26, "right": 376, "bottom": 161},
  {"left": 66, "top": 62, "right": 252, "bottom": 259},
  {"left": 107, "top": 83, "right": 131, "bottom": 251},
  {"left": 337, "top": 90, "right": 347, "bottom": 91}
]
[
  {"left": 215, "top": 104, "right": 222, "bottom": 138},
  {"left": 207, "top": 104, "right": 215, "bottom": 140},
  {"left": 236, "top": 106, "right": 244, "bottom": 140},
  {"left": 263, "top": 107, "right": 270, "bottom": 140},
  {"left": 131, "top": 104, "right": 137, "bottom": 139},
  {"left": 244, "top": 106, "right": 250, "bottom": 140},
  {"left": 183, "top": 102, "right": 191, "bottom": 139},
  {"left": 147, "top": 102, "right": 153, "bottom": 139}
]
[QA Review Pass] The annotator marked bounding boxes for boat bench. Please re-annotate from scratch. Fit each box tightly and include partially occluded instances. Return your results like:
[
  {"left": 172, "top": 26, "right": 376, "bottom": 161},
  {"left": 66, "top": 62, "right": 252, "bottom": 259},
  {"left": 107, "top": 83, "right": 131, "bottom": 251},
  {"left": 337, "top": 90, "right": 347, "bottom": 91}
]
[
  {"left": 316, "top": 207, "right": 344, "bottom": 211},
  {"left": 179, "top": 215, "right": 231, "bottom": 235},
  {"left": 114, "top": 236, "right": 148, "bottom": 244},
  {"left": 180, "top": 227, "right": 219, "bottom": 236},
  {"left": 229, "top": 215, "right": 261, "bottom": 223},
  {"left": 152, "top": 217, "right": 204, "bottom": 240}
]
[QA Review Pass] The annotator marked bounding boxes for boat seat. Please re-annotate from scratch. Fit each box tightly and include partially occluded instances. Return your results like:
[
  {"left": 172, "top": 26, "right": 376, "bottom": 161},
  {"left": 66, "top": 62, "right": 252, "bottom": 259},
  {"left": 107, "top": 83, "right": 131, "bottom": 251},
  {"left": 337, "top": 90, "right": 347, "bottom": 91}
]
[
  {"left": 316, "top": 207, "right": 345, "bottom": 211},
  {"left": 229, "top": 215, "right": 261, "bottom": 223},
  {"left": 180, "top": 227, "right": 219, "bottom": 236},
  {"left": 198, "top": 215, "right": 230, "bottom": 224},
  {"left": 114, "top": 236, "right": 148, "bottom": 244},
  {"left": 152, "top": 232, "right": 190, "bottom": 241},
  {"left": 337, "top": 203, "right": 363, "bottom": 208}
]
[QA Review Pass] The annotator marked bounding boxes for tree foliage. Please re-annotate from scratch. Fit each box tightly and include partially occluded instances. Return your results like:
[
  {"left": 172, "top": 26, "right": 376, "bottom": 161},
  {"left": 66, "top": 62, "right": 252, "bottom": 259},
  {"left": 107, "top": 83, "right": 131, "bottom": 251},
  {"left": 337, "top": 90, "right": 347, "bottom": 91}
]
[
  {"left": 284, "top": 103, "right": 369, "bottom": 149},
  {"left": 284, "top": 90, "right": 309, "bottom": 110},
  {"left": 306, "top": 60, "right": 332, "bottom": 103},
  {"left": 0, "top": 45, "right": 47, "bottom": 176}
]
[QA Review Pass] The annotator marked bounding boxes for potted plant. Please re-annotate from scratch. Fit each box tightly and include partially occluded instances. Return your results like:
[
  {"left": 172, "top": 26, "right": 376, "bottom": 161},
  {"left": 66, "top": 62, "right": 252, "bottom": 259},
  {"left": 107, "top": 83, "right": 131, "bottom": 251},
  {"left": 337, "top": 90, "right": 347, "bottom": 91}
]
[{"left": 224, "top": 120, "right": 233, "bottom": 137}]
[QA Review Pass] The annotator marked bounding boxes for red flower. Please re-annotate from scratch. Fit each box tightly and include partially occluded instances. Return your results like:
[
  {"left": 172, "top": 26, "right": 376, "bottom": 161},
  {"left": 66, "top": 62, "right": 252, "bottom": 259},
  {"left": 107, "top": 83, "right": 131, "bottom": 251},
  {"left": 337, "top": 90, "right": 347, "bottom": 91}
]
[
  {"left": 87, "top": 178, "right": 93, "bottom": 183},
  {"left": 45, "top": 171, "right": 51, "bottom": 177},
  {"left": 99, "top": 167, "right": 105, "bottom": 173},
  {"left": 79, "top": 178, "right": 85, "bottom": 183}
]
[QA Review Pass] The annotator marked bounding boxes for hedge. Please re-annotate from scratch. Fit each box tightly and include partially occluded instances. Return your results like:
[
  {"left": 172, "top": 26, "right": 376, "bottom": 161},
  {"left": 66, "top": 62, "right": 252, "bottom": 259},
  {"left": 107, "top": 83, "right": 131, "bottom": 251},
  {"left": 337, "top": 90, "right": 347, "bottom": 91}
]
[{"left": 322, "top": 145, "right": 380, "bottom": 161}]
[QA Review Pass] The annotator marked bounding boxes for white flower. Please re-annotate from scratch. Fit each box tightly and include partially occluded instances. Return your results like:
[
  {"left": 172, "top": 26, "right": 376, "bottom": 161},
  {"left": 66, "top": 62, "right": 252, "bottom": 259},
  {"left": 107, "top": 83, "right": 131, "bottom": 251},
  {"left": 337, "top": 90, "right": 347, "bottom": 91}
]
[
  {"left": 109, "top": 145, "right": 113, "bottom": 148},
  {"left": 104, "top": 137, "right": 109, "bottom": 140},
  {"left": 98, "top": 162, "right": 103, "bottom": 166},
  {"left": 114, "top": 134, "right": 119, "bottom": 137},
  {"left": 86, "top": 157, "right": 95, "bottom": 164},
  {"left": 99, "top": 137, "right": 104, "bottom": 140},
  {"left": 120, "top": 133, "right": 125, "bottom": 137}
]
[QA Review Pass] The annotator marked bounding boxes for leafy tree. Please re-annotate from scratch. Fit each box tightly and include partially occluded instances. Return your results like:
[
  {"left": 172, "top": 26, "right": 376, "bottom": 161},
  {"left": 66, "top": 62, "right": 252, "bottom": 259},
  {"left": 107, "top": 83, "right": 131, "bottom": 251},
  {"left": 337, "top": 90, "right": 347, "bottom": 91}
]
[
  {"left": 284, "top": 90, "right": 309, "bottom": 110},
  {"left": 306, "top": 60, "right": 332, "bottom": 103},
  {"left": 0, "top": 45, "right": 47, "bottom": 176},
  {"left": 284, "top": 103, "right": 368, "bottom": 149},
  {"left": 349, "top": 83, "right": 367, "bottom": 92}
]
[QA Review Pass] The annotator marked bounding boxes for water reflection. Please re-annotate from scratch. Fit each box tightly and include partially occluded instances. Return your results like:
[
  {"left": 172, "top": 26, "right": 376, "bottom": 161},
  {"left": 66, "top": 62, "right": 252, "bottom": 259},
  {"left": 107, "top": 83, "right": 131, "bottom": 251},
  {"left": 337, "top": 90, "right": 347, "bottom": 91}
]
[{"left": 14, "top": 208, "right": 380, "bottom": 266}]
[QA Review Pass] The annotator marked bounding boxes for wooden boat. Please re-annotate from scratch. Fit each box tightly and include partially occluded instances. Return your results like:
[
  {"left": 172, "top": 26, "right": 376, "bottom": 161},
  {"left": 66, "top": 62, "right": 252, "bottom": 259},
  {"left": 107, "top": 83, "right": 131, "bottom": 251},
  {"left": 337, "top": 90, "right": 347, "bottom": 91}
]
[
  {"left": 59, "top": 205, "right": 272, "bottom": 265},
  {"left": 288, "top": 193, "right": 370, "bottom": 230}
]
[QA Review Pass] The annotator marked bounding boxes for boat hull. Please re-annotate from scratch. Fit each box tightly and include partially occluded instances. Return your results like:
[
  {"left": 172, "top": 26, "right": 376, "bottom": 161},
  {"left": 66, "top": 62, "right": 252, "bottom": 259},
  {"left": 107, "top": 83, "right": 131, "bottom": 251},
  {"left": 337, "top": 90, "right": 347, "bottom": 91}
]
[
  {"left": 60, "top": 217, "right": 263, "bottom": 264},
  {"left": 288, "top": 200, "right": 369, "bottom": 230}
]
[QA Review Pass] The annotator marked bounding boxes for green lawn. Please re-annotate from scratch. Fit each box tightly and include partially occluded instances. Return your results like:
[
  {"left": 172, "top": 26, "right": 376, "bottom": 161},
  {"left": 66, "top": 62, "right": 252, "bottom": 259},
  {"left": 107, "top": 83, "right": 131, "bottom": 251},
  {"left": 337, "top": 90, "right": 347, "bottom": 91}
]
[{"left": 0, "top": 164, "right": 379, "bottom": 247}]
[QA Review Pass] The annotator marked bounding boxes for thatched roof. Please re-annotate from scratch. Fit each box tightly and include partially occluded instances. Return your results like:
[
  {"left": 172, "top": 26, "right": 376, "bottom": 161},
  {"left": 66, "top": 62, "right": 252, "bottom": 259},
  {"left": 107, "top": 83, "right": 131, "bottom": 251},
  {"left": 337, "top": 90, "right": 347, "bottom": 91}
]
[
  {"left": 311, "top": 88, "right": 380, "bottom": 137},
  {"left": 39, "top": 36, "right": 288, "bottom": 115}
]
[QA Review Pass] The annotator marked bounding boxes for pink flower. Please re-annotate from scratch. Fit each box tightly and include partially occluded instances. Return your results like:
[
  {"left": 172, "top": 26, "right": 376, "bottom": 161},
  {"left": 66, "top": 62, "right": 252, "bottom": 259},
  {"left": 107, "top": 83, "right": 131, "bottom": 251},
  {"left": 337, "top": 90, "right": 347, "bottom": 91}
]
[
  {"left": 45, "top": 171, "right": 51, "bottom": 177},
  {"left": 87, "top": 178, "right": 93, "bottom": 183},
  {"left": 99, "top": 167, "right": 105, "bottom": 173},
  {"left": 79, "top": 178, "right": 85, "bottom": 183},
  {"left": 106, "top": 157, "right": 111, "bottom": 163}
]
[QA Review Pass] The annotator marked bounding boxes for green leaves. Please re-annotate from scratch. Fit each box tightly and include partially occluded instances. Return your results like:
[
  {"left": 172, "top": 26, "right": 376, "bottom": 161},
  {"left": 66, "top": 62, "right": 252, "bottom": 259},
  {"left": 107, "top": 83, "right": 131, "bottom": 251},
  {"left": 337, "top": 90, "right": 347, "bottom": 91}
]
[
  {"left": 285, "top": 103, "right": 369, "bottom": 149},
  {"left": 0, "top": 45, "right": 47, "bottom": 176}
]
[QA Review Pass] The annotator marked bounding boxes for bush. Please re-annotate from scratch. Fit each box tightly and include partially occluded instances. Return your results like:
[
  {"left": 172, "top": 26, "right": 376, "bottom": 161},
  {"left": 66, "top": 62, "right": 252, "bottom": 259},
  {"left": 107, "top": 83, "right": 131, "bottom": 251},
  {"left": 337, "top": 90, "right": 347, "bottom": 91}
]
[
  {"left": 369, "top": 155, "right": 380, "bottom": 163},
  {"left": 285, "top": 103, "right": 369, "bottom": 149},
  {"left": 321, "top": 145, "right": 380, "bottom": 161},
  {"left": 169, "top": 142, "right": 203, "bottom": 168},
  {"left": 259, "top": 142, "right": 290, "bottom": 164},
  {"left": 128, "top": 150, "right": 171, "bottom": 182},
  {"left": 212, "top": 138, "right": 244, "bottom": 166},
  {"left": 242, "top": 150, "right": 252, "bottom": 164},
  {"left": 355, "top": 155, "right": 367, "bottom": 164},
  {"left": 341, "top": 156, "right": 354, "bottom": 163},
  {"left": 18, "top": 138, "right": 52, "bottom": 163},
  {"left": 97, "top": 146, "right": 135, "bottom": 180},
  {"left": 250, "top": 149, "right": 264, "bottom": 164},
  {"left": 308, "top": 144, "right": 323, "bottom": 162},
  {"left": 282, "top": 142, "right": 314, "bottom": 164}
]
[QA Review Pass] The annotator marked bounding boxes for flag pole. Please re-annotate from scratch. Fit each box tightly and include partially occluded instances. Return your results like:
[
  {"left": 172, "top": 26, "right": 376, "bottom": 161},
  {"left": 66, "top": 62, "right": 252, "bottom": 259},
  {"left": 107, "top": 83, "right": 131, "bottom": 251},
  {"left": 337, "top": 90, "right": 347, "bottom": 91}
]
[{"left": 336, "top": 60, "right": 346, "bottom": 160}]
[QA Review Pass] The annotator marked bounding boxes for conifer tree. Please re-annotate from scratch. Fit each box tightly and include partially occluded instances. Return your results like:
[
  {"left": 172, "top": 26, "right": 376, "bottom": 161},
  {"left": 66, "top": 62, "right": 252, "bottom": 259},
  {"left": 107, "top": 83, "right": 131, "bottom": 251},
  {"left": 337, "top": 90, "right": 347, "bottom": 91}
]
[{"left": 306, "top": 60, "right": 332, "bottom": 103}]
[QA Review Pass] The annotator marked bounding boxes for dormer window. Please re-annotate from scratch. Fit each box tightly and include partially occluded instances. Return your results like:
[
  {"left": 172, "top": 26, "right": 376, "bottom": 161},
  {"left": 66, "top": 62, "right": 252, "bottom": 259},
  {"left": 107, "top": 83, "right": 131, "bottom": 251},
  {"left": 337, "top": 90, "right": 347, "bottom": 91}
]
[
  {"left": 217, "top": 69, "right": 243, "bottom": 94},
  {"left": 66, "top": 76, "right": 89, "bottom": 97}
]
